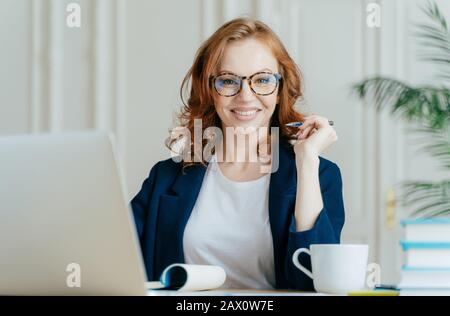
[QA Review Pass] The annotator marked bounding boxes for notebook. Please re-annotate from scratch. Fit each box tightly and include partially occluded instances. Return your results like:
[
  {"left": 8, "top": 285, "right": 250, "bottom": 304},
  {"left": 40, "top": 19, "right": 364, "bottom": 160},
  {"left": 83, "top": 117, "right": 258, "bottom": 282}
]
[{"left": 147, "top": 264, "right": 227, "bottom": 291}]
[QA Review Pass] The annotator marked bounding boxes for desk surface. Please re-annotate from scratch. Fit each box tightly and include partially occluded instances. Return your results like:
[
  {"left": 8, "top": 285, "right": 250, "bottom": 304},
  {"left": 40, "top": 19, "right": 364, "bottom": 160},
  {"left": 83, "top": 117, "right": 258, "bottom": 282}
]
[
  {"left": 145, "top": 282, "right": 406, "bottom": 296},
  {"left": 147, "top": 289, "right": 327, "bottom": 296},
  {"left": 146, "top": 282, "right": 333, "bottom": 296},
  {"left": 146, "top": 281, "right": 326, "bottom": 296}
]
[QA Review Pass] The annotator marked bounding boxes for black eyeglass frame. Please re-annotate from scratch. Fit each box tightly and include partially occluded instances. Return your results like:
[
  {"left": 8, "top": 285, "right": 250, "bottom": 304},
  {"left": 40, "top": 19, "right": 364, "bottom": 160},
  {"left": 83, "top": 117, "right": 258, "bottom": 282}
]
[{"left": 209, "top": 71, "right": 282, "bottom": 97}]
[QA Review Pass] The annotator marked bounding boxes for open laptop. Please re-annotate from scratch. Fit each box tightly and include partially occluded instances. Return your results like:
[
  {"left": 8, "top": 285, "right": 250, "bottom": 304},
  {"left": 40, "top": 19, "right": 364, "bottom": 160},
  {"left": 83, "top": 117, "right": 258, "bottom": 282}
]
[{"left": 0, "top": 131, "right": 149, "bottom": 295}]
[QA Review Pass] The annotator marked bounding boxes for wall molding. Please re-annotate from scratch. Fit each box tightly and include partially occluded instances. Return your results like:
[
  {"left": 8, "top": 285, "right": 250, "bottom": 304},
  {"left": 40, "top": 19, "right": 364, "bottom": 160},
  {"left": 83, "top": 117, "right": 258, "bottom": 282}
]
[
  {"left": 92, "top": 0, "right": 127, "bottom": 174},
  {"left": 27, "top": 0, "right": 127, "bottom": 175},
  {"left": 48, "top": 0, "right": 64, "bottom": 132},
  {"left": 30, "top": 0, "right": 50, "bottom": 133},
  {"left": 115, "top": 0, "right": 127, "bottom": 171}
]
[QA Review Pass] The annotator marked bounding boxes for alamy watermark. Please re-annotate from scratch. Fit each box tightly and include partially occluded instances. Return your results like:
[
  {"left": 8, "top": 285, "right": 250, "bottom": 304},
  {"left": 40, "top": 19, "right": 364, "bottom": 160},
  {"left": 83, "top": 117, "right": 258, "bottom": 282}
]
[
  {"left": 66, "top": 2, "right": 81, "bottom": 28},
  {"left": 66, "top": 262, "right": 81, "bottom": 288},
  {"left": 366, "top": 262, "right": 381, "bottom": 288},
  {"left": 366, "top": 2, "right": 381, "bottom": 28},
  {"left": 168, "top": 120, "right": 281, "bottom": 173}
]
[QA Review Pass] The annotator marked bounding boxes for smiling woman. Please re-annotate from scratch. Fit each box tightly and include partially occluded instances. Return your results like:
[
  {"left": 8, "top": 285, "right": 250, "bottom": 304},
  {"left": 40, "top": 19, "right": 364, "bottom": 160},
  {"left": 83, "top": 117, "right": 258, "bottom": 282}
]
[
  {"left": 131, "top": 17, "right": 345, "bottom": 291},
  {"left": 212, "top": 39, "right": 280, "bottom": 126},
  {"left": 168, "top": 18, "right": 305, "bottom": 167}
]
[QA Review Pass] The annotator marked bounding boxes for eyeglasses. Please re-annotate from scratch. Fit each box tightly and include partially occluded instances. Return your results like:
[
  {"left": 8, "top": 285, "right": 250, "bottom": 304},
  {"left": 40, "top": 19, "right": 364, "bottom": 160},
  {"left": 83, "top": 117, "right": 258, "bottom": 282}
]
[{"left": 210, "top": 71, "right": 282, "bottom": 97}]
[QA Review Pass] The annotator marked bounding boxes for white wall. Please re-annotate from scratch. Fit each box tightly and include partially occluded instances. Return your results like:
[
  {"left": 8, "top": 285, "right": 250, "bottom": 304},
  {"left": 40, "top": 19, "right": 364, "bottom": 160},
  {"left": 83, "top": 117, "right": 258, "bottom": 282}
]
[
  {"left": 0, "top": 0, "right": 30, "bottom": 135},
  {"left": 125, "top": 0, "right": 202, "bottom": 196}
]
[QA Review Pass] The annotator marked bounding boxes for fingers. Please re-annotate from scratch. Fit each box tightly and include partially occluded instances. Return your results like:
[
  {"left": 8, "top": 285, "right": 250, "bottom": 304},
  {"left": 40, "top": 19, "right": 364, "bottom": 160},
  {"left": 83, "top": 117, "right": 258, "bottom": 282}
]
[
  {"left": 297, "top": 115, "right": 333, "bottom": 139},
  {"left": 298, "top": 115, "right": 331, "bottom": 131},
  {"left": 296, "top": 125, "right": 315, "bottom": 139},
  {"left": 293, "top": 115, "right": 338, "bottom": 156}
]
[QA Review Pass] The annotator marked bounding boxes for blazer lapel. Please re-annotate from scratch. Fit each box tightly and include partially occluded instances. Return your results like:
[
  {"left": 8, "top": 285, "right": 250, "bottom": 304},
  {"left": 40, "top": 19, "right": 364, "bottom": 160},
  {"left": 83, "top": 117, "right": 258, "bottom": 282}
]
[
  {"left": 268, "top": 139, "right": 297, "bottom": 288},
  {"left": 153, "top": 163, "right": 207, "bottom": 278}
]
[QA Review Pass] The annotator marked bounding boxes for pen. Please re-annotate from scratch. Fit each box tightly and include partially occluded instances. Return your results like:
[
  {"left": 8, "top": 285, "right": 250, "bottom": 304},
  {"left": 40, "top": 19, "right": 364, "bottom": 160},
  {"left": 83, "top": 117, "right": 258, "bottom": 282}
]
[
  {"left": 285, "top": 120, "right": 334, "bottom": 127},
  {"left": 374, "top": 284, "right": 400, "bottom": 291}
]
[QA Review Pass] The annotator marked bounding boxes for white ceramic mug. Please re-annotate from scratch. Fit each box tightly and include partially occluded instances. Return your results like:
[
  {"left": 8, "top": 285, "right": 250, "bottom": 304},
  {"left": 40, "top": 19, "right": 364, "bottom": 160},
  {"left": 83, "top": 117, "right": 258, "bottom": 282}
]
[{"left": 292, "top": 244, "right": 369, "bottom": 294}]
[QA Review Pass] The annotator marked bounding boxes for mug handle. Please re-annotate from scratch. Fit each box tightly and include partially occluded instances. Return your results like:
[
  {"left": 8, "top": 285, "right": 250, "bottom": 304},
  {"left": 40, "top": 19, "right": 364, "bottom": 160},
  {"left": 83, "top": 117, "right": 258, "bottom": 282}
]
[{"left": 292, "top": 248, "right": 314, "bottom": 279}]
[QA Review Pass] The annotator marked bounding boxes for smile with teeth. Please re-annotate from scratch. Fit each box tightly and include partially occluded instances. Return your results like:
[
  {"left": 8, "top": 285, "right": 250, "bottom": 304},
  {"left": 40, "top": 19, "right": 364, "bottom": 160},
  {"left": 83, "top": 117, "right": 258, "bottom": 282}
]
[
  {"left": 233, "top": 110, "right": 258, "bottom": 116},
  {"left": 230, "top": 107, "right": 262, "bottom": 121}
]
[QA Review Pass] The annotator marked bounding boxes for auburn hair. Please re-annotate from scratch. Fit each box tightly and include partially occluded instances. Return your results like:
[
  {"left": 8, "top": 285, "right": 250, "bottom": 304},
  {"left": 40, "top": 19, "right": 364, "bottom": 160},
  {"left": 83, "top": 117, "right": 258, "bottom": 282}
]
[{"left": 166, "top": 17, "right": 305, "bottom": 169}]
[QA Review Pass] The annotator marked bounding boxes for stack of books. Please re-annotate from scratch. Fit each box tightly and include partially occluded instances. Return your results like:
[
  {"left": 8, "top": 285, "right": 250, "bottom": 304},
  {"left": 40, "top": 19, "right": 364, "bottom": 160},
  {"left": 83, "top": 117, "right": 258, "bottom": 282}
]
[{"left": 399, "top": 218, "right": 450, "bottom": 295}]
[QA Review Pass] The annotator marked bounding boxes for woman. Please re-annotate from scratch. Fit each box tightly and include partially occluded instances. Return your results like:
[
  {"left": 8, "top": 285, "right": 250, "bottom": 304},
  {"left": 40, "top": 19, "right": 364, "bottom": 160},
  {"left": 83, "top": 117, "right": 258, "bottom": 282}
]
[{"left": 131, "top": 18, "right": 345, "bottom": 291}]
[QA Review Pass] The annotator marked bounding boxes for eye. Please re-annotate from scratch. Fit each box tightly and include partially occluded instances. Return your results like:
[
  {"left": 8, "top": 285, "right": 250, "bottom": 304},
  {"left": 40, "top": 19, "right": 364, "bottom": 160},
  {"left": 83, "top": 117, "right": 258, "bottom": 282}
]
[
  {"left": 222, "top": 79, "right": 238, "bottom": 85},
  {"left": 254, "top": 75, "right": 274, "bottom": 85},
  {"left": 217, "top": 77, "right": 240, "bottom": 87},
  {"left": 256, "top": 77, "right": 270, "bottom": 84}
]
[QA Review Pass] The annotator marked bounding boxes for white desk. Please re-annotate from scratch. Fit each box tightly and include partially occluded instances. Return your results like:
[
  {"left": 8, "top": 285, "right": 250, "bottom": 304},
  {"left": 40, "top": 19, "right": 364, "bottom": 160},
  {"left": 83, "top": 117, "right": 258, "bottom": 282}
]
[
  {"left": 145, "top": 282, "right": 409, "bottom": 296},
  {"left": 147, "top": 289, "right": 329, "bottom": 296},
  {"left": 146, "top": 282, "right": 333, "bottom": 296}
]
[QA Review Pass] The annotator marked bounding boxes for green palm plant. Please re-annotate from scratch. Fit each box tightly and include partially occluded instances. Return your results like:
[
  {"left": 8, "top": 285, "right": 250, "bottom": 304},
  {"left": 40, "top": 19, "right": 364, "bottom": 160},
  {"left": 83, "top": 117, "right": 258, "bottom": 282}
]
[{"left": 353, "top": 0, "right": 450, "bottom": 217}]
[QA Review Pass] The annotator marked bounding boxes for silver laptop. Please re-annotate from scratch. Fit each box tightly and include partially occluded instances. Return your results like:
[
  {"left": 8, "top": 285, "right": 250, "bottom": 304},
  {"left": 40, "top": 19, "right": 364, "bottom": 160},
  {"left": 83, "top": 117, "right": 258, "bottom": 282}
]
[{"left": 0, "top": 131, "right": 148, "bottom": 295}]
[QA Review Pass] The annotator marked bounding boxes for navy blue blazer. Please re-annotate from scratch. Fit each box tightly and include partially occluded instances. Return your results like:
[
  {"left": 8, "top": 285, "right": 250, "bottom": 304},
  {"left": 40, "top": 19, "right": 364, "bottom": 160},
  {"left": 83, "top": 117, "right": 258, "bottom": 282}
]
[{"left": 130, "top": 139, "right": 345, "bottom": 290}]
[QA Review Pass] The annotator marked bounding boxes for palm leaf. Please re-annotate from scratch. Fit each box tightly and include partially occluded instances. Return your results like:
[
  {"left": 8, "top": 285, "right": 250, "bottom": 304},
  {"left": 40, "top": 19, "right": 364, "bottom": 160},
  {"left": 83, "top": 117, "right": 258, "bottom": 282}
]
[
  {"left": 352, "top": 1, "right": 450, "bottom": 218},
  {"left": 408, "top": 125, "right": 450, "bottom": 170},
  {"left": 353, "top": 77, "right": 450, "bottom": 129},
  {"left": 415, "top": 0, "right": 450, "bottom": 80},
  {"left": 402, "top": 180, "right": 450, "bottom": 217}
]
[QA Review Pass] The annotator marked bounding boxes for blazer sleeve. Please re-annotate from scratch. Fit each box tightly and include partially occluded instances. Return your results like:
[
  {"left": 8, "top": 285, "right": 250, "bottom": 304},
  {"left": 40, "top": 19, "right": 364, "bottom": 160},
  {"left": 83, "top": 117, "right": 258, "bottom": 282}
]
[
  {"left": 130, "top": 162, "right": 159, "bottom": 245},
  {"left": 284, "top": 161, "right": 345, "bottom": 290}
]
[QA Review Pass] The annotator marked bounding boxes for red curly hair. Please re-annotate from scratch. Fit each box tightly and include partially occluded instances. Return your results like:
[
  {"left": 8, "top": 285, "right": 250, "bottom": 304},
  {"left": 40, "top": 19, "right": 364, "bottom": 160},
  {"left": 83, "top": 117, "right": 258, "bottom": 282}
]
[{"left": 166, "top": 17, "right": 305, "bottom": 168}]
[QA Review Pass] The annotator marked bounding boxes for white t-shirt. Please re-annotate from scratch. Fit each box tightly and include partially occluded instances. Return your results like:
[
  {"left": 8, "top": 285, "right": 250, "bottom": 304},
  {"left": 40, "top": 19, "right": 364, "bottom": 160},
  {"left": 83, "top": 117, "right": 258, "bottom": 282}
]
[{"left": 182, "top": 155, "right": 276, "bottom": 289}]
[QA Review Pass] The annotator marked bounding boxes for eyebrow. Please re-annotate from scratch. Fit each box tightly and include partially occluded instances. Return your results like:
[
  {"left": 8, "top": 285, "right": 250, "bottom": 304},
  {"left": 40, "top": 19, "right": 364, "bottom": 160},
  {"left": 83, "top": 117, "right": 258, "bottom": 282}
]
[{"left": 217, "top": 68, "right": 276, "bottom": 75}]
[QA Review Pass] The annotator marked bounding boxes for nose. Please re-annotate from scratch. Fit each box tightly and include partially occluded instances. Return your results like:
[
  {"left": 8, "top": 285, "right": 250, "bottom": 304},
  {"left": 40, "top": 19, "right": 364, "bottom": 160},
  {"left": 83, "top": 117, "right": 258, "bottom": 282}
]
[{"left": 237, "top": 79, "right": 254, "bottom": 100}]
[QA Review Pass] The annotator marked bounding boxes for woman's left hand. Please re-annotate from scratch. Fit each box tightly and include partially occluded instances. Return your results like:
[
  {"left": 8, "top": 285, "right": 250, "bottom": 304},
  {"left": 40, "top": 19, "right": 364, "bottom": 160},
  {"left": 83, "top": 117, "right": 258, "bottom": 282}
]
[{"left": 293, "top": 115, "right": 338, "bottom": 163}]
